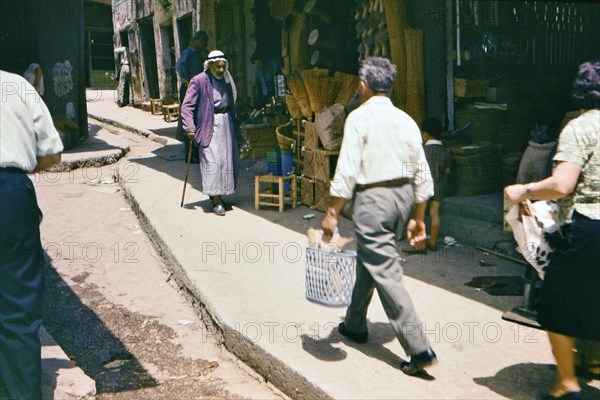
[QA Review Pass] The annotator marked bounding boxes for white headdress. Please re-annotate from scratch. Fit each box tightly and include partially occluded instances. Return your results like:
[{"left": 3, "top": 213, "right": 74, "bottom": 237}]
[{"left": 204, "top": 50, "right": 237, "bottom": 102}]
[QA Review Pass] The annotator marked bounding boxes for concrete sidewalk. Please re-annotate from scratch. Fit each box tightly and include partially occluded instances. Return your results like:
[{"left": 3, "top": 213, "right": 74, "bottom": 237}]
[{"left": 84, "top": 91, "right": 600, "bottom": 400}]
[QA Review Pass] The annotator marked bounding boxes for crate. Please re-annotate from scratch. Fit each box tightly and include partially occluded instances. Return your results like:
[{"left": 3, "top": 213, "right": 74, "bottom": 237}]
[
  {"left": 454, "top": 78, "right": 489, "bottom": 98},
  {"left": 305, "top": 247, "right": 357, "bottom": 307},
  {"left": 300, "top": 176, "right": 316, "bottom": 207},
  {"left": 303, "top": 148, "right": 339, "bottom": 183},
  {"left": 304, "top": 121, "right": 321, "bottom": 149},
  {"left": 313, "top": 179, "right": 331, "bottom": 213}
]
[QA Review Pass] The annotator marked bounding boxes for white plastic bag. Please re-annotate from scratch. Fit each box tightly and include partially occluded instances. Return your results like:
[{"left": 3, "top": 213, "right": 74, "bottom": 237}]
[{"left": 505, "top": 199, "right": 560, "bottom": 279}]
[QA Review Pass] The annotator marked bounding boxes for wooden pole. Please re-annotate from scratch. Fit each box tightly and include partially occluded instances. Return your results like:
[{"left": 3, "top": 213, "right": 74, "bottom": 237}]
[{"left": 474, "top": 246, "right": 529, "bottom": 266}]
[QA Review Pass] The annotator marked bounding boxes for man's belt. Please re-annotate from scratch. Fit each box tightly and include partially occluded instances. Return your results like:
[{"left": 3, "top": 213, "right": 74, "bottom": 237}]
[
  {"left": 355, "top": 178, "right": 410, "bottom": 192},
  {"left": 214, "top": 106, "right": 229, "bottom": 114},
  {"left": 0, "top": 167, "right": 26, "bottom": 174}
]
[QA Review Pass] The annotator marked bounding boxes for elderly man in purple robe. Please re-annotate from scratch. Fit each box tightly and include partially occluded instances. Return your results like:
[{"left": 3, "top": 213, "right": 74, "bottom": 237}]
[{"left": 180, "top": 50, "right": 243, "bottom": 216}]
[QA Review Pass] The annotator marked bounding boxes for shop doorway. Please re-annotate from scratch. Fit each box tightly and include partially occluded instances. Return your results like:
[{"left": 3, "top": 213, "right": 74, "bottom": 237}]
[
  {"left": 86, "top": 28, "right": 115, "bottom": 88},
  {"left": 138, "top": 17, "right": 159, "bottom": 100},
  {"left": 126, "top": 29, "right": 144, "bottom": 104},
  {"left": 177, "top": 14, "right": 192, "bottom": 53},
  {"left": 160, "top": 24, "right": 178, "bottom": 102}
]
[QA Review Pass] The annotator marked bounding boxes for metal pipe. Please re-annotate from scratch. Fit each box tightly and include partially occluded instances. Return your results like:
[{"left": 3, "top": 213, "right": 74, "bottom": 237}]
[
  {"left": 456, "top": 0, "right": 461, "bottom": 66},
  {"left": 446, "top": 0, "right": 455, "bottom": 131}
]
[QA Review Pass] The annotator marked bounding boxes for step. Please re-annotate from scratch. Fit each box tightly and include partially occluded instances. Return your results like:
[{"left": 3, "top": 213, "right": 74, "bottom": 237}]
[{"left": 441, "top": 193, "right": 504, "bottom": 225}]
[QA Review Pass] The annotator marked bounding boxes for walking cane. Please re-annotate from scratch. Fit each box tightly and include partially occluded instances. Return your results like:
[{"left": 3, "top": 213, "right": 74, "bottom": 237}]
[{"left": 180, "top": 136, "right": 194, "bottom": 207}]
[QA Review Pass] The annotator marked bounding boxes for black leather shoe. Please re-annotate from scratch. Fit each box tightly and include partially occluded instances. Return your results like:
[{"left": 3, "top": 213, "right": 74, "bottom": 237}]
[
  {"left": 427, "top": 242, "right": 439, "bottom": 252},
  {"left": 400, "top": 349, "right": 437, "bottom": 375},
  {"left": 338, "top": 322, "right": 368, "bottom": 344},
  {"left": 541, "top": 392, "right": 581, "bottom": 400},
  {"left": 403, "top": 246, "right": 427, "bottom": 255}
]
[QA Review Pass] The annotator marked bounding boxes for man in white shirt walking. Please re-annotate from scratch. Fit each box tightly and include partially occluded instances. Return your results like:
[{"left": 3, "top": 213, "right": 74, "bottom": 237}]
[
  {"left": 321, "top": 57, "right": 437, "bottom": 376},
  {"left": 0, "top": 70, "right": 63, "bottom": 398}
]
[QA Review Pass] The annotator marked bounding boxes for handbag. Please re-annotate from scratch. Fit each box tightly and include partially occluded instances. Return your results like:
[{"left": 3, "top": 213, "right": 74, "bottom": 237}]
[{"left": 505, "top": 199, "right": 561, "bottom": 279}]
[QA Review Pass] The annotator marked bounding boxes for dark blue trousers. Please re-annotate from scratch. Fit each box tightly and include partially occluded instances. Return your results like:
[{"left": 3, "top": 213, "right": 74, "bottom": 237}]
[{"left": 0, "top": 169, "right": 44, "bottom": 400}]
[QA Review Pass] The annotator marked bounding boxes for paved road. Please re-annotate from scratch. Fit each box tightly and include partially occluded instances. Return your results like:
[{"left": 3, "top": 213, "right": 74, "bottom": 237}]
[
  {"left": 38, "top": 121, "right": 287, "bottom": 399},
  {"left": 73, "top": 92, "right": 600, "bottom": 399}
]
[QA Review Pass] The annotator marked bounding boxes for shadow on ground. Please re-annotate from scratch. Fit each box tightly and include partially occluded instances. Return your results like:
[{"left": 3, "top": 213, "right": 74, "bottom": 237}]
[
  {"left": 44, "top": 254, "right": 158, "bottom": 394},
  {"left": 474, "top": 362, "right": 600, "bottom": 399}
]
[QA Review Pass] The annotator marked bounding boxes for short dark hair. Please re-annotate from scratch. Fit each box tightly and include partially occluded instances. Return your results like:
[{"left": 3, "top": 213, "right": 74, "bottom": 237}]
[
  {"left": 358, "top": 57, "right": 396, "bottom": 93},
  {"left": 421, "top": 117, "right": 443, "bottom": 138},
  {"left": 572, "top": 59, "right": 600, "bottom": 110},
  {"left": 192, "top": 31, "right": 208, "bottom": 42}
]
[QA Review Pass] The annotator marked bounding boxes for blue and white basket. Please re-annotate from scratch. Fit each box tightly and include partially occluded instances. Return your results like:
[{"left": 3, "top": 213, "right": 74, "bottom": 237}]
[{"left": 305, "top": 247, "right": 357, "bottom": 307}]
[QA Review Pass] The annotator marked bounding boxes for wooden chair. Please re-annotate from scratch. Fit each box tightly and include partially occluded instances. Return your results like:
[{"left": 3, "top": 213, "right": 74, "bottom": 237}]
[
  {"left": 150, "top": 98, "right": 163, "bottom": 115},
  {"left": 163, "top": 104, "right": 180, "bottom": 122},
  {"left": 254, "top": 173, "right": 297, "bottom": 212}
]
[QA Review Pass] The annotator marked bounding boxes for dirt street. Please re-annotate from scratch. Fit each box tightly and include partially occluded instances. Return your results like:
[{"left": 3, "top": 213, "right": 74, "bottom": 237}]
[{"left": 37, "top": 122, "right": 287, "bottom": 399}]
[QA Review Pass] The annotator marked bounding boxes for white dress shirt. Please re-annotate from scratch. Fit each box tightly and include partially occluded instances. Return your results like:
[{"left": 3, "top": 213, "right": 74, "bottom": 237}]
[
  {"left": 330, "top": 96, "right": 433, "bottom": 203},
  {"left": 0, "top": 70, "right": 64, "bottom": 172}
]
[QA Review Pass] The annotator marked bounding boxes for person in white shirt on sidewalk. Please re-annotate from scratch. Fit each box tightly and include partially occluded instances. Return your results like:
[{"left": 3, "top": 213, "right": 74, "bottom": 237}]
[
  {"left": 0, "top": 70, "right": 63, "bottom": 399},
  {"left": 321, "top": 57, "right": 437, "bottom": 376}
]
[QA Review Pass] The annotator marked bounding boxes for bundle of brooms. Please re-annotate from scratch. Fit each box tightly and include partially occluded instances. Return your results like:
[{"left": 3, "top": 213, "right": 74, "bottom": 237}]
[
  {"left": 334, "top": 72, "right": 359, "bottom": 105},
  {"left": 285, "top": 94, "right": 303, "bottom": 119},
  {"left": 287, "top": 69, "right": 358, "bottom": 119},
  {"left": 381, "top": 0, "right": 409, "bottom": 110},
  {"left": 287, "top": 74, "right": 313, "bottom": 120},
  {"left": 404, "top": 28, "right": 426, "bottom": 126},
  {"left": 304, "top": 76, "right": 338, "bottom": 114},
  {"left": 300, "top": 68, "right": 329, "bottom": 81}
]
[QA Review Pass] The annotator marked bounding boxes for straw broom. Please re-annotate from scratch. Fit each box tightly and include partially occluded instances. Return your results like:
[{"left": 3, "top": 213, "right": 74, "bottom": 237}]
[
  {"left": 285, "top": 94, "right": 303, "bottom": 119},
  {"left": 381, "top": 0, "right": 409, "bottom": 110},
  {"left": 287, "top": 74, "right": 313, "bottom": 120},
  {"left": 300, "top": 68, "right": 329, "bottom": 82},
  {"left": 304, "top": 76, "right": 337, "bottom": 113},
  {"left": 334, "top": 72, "right": 359, "bottom": 105},
  {"left": 404, "top": 28, "right": 426, "bottom": 125}
]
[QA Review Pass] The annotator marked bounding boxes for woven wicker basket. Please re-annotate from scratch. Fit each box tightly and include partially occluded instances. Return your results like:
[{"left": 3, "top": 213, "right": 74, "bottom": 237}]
[
  {"left": 276, "top": 121, "right": 295, "bottom": 151},
  {"left": 305, "top": 247, "right": 356, "bottom": 307}
]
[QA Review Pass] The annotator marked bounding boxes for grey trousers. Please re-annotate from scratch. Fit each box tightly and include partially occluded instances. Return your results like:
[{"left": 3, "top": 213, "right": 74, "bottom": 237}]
[
  {"left": 344, "top": 184, "right": 431, "bottom": 356},
  {"left": 116, "top": 64, "right": 131, "bottom": 107}
]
